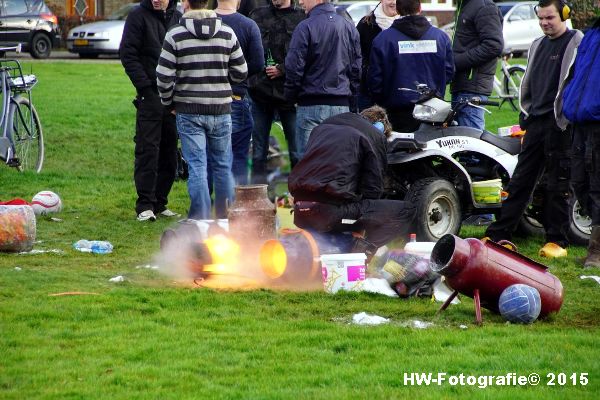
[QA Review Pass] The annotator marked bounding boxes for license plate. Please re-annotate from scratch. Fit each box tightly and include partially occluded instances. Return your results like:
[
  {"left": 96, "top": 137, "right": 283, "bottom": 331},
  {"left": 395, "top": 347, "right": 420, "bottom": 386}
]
[{"left": 74, "top": 39, "right": 88, "bottom": 46}]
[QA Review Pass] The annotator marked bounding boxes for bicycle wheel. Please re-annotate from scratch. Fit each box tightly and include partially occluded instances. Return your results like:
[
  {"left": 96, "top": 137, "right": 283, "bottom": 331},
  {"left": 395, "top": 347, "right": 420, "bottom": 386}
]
[
  {"left": 9, "top": 97, "right": 44, "bottom": 172},
  {"left": 503, "top": 66, "right": 525, "bottom": 111}
]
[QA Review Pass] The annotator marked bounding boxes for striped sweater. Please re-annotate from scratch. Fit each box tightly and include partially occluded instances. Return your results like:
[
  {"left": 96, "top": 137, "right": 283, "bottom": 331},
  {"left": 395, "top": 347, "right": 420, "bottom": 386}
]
[{"left": 156, "top": 10, "right": 248, "bottom": 115}]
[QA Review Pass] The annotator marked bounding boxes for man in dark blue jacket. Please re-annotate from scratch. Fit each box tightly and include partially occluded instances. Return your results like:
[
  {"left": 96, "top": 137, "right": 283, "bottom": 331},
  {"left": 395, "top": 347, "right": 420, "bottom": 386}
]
[
  {"left": 563, "top": 11, "right": 600, "bottom": 268},
  {"left": 284, "top": 0, "right": 361, "bottom": 161},
  {"left": 368, "top": 0, "right": 454, "bottom": 132},
  {"left": 120, "top": 0, "right": 182, "bottom": 221}
]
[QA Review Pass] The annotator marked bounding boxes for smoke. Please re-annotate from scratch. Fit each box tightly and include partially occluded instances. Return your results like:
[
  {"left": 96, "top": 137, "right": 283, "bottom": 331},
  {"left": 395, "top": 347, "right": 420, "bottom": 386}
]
[{"left": 155, "top": 218, "right": 323, "bottom": 291}]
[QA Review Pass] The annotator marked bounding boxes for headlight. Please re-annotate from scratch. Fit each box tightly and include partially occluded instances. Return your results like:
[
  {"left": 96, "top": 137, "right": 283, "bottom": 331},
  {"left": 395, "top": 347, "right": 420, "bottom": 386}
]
[{"left": 413, "top": 104, "right": 437, "bottom": 120}]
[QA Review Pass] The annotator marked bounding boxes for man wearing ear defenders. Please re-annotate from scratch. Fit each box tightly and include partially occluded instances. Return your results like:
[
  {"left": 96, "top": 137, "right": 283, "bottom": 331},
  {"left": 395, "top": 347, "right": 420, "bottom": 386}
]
[
  {"left": 485, "top": 0, "right": 583, "bottom": 258},
  {"left": 288, "top": 106, "right": 416, "bottom": 254}
]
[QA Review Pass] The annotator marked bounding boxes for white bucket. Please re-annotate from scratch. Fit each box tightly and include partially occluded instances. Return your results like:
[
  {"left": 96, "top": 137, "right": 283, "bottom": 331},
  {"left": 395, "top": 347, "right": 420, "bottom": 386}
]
[
  {"left": 320, "top": 253, "right": 367, "bottom": 294},
  {"left": 404, "top": 241, "right": 436, "bottom": 260}
]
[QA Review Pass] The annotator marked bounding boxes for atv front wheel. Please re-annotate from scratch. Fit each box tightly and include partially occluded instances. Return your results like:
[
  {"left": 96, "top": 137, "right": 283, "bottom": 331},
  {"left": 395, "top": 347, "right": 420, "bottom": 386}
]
[{"left": 405, "top": 178, "right": 462, "bottom": 241}]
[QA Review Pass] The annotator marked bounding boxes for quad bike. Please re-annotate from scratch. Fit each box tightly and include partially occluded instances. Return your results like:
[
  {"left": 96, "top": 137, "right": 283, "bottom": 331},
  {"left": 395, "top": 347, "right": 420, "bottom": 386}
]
[{"left": 384, "top": 84, "right": 591, "bottom": 244}]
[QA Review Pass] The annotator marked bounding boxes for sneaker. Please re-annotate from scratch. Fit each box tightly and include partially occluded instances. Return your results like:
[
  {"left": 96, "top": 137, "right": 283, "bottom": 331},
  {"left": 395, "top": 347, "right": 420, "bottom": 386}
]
[
  {"left": 158, "top": 209, "right": 180, "bottom": 218},
  {"left": 539, "top": 242, "right": 567, "bottom": 258},
  {"left": 137, "top": 210, "right": 156, "bottom": 222}
]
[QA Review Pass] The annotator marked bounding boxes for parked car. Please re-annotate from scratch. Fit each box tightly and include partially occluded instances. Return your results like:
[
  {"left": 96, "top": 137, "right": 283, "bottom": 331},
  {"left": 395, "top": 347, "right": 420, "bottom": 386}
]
[
  {"left": 0, "top": 0, "right": 61, "bottom": 59},
  {"left": 442, "top": 1, "right": 573, "bottom": 57},
  {"left": 66, "top": 3, "right": 137, "bottom": 58},
  {"left": 334, "top": 1, "right": 378, "bottom": 25}
]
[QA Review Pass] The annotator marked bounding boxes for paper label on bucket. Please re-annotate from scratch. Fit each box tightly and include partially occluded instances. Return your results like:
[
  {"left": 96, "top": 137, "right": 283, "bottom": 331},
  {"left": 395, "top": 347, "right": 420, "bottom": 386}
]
[{"left": 347, "top": 265, "right": 366, "bottom": 282}]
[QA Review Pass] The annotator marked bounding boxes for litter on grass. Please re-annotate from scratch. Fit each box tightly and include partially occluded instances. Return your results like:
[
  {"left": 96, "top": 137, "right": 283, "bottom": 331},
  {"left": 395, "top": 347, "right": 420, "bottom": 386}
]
[
  {"left": 14, "top": 266, "right": 22, "bottom": 271},
  {"left": 352, "top": 312, "right": 390, "bottom": 325},
  {"left": 19, "top": 249, "right": 64, "bottom": 255},
  {"left": 433, "top": 278, "right": 461, "bottom": 304},
  {"left": 109, "top": 275, "right": 125, "bottom": 283},
  {"left": 135, "top": 264, "right": 160, "bottom": 270},
  {"left": 400, "top": 320, "right": 434, "bottom": 329},
  {"left": 361, "top": 278, "right": 399, "bottom": 297},
  {"left": 580, "top": 275, "right": 600, "bottom": 285}
]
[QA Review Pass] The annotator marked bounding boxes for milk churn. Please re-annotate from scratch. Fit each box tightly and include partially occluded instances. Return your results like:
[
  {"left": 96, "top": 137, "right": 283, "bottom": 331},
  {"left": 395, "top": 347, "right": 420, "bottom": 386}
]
[{"left": 227, "top": 184, "right": 276, "bottom": 245}]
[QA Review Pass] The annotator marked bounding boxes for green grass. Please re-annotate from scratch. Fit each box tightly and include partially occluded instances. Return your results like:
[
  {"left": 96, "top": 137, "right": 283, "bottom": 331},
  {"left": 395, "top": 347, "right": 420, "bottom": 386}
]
[{"left": 1, "top": 62, "right": 599, "bottom": 399}]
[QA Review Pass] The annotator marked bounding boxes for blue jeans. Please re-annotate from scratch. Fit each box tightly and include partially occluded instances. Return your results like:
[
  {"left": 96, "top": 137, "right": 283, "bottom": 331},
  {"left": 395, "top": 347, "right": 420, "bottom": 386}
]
[
  {"left": 230, "top": 97, "right": 253, "bottom": 185},
  {"left": 177, "top": 113, "right": 234, "bottom": 219},
  {"left": 295, "top": 105, "right": 349, "bottom": 161},
  {"left": 452, "top": 92, "right": 487, "bottom": 131},
  {"left": 250, "top": 98, "right": 297, "bottom": 182}
]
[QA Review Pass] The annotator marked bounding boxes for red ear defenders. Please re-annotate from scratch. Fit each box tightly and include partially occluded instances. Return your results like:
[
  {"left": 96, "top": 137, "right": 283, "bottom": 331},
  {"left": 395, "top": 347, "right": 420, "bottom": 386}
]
[{"left": 534, "top": 0, "right": 572, "bottom": 21}]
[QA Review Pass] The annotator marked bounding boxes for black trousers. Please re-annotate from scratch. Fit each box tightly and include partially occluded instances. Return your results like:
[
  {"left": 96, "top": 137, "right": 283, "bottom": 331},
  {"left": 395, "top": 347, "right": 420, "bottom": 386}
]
[
  {"left": 571, "top": 122, "right": 600, "bottom": 226},
  {"left": 293, "top": 199, "right": 416, "bottom": 247},
  {"left": 486, "top": 115, "right": 571, "bottom": 247},
  {"left": 133, "top": 91, "right": 178, "bottom": 214}
]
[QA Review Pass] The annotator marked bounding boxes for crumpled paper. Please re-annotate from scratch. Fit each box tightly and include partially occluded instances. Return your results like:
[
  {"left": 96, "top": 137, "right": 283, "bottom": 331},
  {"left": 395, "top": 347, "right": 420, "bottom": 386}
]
[
  {"left": 400, "top": 320, "right": 434, "bottom": 329},
  {"left": 352, "top": 312, "right": 390, "bottom": 325},
  {"left": 433, "top": 278, "right": 461, "bottom": 304},
  {"left": 361, "top": 278, "right": 399, "bottom": 297},
  {"left": 109, "top": 275, "right": 125, "bottom": 283}
]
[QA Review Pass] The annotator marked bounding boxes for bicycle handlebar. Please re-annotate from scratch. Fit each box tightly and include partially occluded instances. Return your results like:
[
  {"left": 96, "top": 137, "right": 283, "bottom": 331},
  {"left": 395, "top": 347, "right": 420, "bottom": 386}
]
[{"left": 0, "top": 44, "right": 22, "bottom": 54}]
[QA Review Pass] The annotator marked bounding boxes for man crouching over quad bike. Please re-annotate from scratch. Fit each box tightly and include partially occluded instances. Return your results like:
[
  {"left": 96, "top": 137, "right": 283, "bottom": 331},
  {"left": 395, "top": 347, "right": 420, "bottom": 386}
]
[{"left": 288, "top": 106, "right": 416, "bottom": 258}]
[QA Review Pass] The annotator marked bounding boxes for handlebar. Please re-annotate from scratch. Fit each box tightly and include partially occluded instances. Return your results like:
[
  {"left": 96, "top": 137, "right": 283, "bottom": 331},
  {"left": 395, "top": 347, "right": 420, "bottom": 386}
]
[
  {"left": 471, "top": 98, "right": 500, "bottom": 107},
  {"left": 0, "top": 44, "right": 22, "bottom": 54}
]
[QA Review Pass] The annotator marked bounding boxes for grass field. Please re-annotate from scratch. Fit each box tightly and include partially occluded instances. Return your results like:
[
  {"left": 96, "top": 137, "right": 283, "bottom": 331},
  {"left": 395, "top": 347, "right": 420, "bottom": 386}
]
[{"left": 1, "top": 62, "right": 599, "bottom": 399}]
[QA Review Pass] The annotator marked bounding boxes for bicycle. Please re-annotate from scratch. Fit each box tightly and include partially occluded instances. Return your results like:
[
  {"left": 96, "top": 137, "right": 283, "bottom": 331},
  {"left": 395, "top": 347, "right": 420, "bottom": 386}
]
[
  {"left": 0, "top": 45, "right": 44, "bottom": 172},
  {"left": 491, "top": 50, "right": 526, "bottom": 112}
]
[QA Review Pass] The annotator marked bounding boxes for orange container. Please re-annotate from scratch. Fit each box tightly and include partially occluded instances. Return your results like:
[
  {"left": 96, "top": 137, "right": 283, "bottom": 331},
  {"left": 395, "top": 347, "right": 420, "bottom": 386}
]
[{"left": 0, "top": 205, "right": 36, "bottom": 252}]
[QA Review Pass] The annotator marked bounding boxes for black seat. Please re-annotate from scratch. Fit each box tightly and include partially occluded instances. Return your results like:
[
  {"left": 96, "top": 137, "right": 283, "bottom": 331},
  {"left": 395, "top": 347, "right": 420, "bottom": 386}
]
[{"left": 480, "top": 131, "right": 522, "bottom": 155}]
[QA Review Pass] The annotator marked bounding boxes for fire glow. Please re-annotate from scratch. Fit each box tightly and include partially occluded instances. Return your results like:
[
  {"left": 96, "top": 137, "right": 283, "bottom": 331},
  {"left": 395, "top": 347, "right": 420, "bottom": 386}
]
[{"left": 157, "top": 228, "right": 324, "bottom": 291}]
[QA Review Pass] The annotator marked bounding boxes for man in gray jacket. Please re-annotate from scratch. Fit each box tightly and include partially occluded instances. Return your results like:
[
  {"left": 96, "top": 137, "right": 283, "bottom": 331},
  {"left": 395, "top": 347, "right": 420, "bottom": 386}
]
[{"left": 485, "top": 0, "right": 582, "bottom": 258}]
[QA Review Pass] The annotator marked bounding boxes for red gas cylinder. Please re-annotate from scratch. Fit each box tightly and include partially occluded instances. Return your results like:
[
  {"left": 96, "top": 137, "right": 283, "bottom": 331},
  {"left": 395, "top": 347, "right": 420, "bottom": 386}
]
[{"left": 431, "top": 234, "right": 563, "bottom": 321}]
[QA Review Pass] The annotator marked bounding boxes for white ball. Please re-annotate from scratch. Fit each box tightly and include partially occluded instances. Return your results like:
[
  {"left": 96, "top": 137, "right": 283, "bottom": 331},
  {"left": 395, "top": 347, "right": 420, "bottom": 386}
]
[{"left": 31, "top": 191, "right": 62, "bottom": 216}]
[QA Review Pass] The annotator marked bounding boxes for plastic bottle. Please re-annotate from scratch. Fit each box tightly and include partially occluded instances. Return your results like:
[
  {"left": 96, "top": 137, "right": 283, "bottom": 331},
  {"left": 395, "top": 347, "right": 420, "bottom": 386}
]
[
  {"left": 404, "top": 233, "right": 436, "bottom": 259},
  {"left": 74, "top": 240, "right": 113, "bottom": 254}
]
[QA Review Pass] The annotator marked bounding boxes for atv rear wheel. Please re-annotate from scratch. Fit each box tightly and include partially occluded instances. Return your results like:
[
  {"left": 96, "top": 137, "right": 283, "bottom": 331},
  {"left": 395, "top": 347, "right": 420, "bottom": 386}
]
[
  {"left": 405, "top": 178, "right": 462, "bottom": 241},
  {"left": 516, "top": 196, "right": 590, "bottom": 245}
]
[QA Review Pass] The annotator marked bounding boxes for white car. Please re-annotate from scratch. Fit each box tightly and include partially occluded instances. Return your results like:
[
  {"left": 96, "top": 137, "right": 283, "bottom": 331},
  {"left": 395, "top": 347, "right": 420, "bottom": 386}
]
[
  {"left": 66, "top": 3, "right": 137, "bottom": 58},
  {"left": 334, "top": 1, "right": 379, "bottom": 25},
  {"left": 442, "top": 1, "right": 573, "bottom": 57}
]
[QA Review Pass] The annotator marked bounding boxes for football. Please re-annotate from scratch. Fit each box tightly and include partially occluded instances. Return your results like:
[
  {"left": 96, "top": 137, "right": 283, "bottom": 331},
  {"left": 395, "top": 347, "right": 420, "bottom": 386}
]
[
  {"left": 498, "top": 284, "right": 542, "bottom": 324},
  {"left": 31, "top": 191, "right": 62, "bottom": 216}
]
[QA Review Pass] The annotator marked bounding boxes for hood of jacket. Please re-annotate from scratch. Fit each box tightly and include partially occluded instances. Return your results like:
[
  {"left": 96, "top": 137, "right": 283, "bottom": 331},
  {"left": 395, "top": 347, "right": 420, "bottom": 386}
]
[
  {"left": 391, "top": 15, "right": 431, "bottom": 39},
  {"left": 181, "top": 10, "right": 221, "bottom": 39}
]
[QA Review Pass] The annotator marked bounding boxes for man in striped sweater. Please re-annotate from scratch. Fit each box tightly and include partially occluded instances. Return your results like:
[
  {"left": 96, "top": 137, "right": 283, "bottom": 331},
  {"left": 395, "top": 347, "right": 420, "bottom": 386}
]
[{"left": 156, "top": 0, "right": 248, "bottom": 220}]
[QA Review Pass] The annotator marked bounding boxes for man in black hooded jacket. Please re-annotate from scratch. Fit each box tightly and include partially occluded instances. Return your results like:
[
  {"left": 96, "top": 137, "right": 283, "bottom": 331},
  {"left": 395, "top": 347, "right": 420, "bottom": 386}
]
[
  {"left": 450, "top": 0, "right": 503, "bottom": 130},
  {"left": 120, "top": 0, "right": 182, "bottom": 221},
  {"left": 289, "top": 107, "right": 415, "bottom": 250}
]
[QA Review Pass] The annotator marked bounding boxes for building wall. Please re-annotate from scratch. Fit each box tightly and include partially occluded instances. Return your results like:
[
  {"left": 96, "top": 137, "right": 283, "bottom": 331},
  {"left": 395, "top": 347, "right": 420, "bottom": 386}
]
[{"left": 47, "top": 0, "right": 134, "bottom": 17}]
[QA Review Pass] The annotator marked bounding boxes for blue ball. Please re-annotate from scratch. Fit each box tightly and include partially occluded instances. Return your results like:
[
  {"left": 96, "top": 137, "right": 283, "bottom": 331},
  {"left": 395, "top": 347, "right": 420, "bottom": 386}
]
[{"left": 498, "top": 284, "right": 542, "bottom": 324}]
